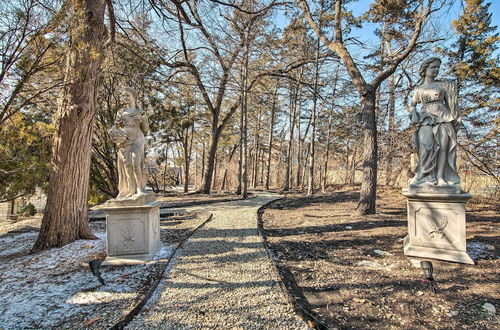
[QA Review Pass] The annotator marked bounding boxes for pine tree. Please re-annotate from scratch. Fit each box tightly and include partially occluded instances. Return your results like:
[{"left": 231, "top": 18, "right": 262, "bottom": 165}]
[{"left": 441, "top": 0, "right": 499, "bottom": 184}]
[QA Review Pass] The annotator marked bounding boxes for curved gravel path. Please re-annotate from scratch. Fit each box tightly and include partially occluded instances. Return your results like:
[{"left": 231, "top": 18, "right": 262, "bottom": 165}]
[{"left": 126, "top": 192, "right": 308, "bottom": 329}]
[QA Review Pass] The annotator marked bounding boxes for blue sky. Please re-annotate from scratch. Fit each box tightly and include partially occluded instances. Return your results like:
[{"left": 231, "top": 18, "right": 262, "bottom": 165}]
[{"left": 275, "top": 1, "right": 500, "bottom": 46}]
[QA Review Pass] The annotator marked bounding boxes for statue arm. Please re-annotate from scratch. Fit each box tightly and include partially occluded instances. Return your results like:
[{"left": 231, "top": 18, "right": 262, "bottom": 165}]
[
  {"left": 140, "top": 112, "right": 149, "bottom": 134},
  {"left": 410, "top": 89, "right": 419, "bottom": 125},
  {"left": 115, "top": 109, "right": 124, "bottom": 127}
]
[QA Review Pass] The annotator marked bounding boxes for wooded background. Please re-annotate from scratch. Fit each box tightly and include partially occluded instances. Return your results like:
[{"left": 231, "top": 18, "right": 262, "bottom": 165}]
[{"left": 0, "top": 0, "right": 498, "bottom": 249}]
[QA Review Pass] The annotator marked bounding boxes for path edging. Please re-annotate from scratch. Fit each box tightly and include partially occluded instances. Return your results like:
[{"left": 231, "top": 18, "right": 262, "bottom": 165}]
[{"left": 257, "top": 196, "right": 330, "bottom": 330}]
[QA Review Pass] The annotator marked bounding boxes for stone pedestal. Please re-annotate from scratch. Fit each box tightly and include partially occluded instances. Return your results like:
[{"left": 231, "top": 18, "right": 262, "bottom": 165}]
[
  {"left": 99, "top": 201, "right": 161, "bottom": 265},
  {"left": 402, "top": 189, "right": 474, "bottom": 264}
]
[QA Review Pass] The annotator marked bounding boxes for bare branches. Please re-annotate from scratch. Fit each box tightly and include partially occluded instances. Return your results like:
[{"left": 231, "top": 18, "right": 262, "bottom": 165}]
[
  {"left": 299, "top": 0, "right": 366, "bottom": 91},
  {"left": 207, "top": 0, "right": 291, "bottom": 15},
  {"left": 104, "top": 0, "right": 116, "bottom": 47}
]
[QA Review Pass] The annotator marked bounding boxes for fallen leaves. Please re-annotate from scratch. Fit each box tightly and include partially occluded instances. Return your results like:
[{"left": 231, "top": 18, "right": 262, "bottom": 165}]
[{"left": 83, "top": 317, "right": 101, "bottom": 326}]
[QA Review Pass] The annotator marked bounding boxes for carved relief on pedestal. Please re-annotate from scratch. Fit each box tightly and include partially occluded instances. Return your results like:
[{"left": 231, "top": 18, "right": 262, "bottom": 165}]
[
  {"left": 121, "top": 227, "right": 137, "bottom": 248},
  {"left": 108, "top": 218, "right": 147, "bottom": 255},
  {"left": 426, "top": 215, "right": 448, "bottom": 239}
]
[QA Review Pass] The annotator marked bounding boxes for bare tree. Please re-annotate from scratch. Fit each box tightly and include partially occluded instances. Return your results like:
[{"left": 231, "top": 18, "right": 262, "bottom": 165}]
[{"left": 300, "top": 0, "right": 437, "bottom": 214}]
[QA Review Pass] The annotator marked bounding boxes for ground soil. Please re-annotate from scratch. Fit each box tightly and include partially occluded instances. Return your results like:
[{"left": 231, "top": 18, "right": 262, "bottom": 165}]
[
  {"left": 260, "top": 187, "right": 499, "bottom": 330},
  {"left": 2, "top": 190, "right": 497, "bottom": 329},
  {"left": 0, "top": 209, "right": 210, "bottom": 329}
]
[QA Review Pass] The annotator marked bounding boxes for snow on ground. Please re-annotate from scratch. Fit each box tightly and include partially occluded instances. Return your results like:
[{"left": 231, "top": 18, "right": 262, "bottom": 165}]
[{"left": 0, "top": 222, "right": 174, "bottom": 329}]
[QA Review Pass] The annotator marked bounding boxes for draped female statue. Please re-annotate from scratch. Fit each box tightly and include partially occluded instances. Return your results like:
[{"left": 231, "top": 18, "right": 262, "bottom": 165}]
[
  {"left": 108, "top": 87, "right": 150, "bottom": 201},
  {"left": 409, "top": 57, "right": 461, "bottom": 190}
]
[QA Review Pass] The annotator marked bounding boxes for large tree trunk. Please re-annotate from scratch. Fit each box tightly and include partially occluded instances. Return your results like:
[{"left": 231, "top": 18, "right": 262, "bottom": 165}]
[
  {"left": 236, "top": 111, "right": 243, "bottom": 195},
  {"left": 251, "top": 106, "right": 262, "bottom": 188},
  {"left": 356, "top": 88, "right": 378, "bottom": 215},
  {"left": 283, "top": 67, "right": 303, "bottom": 191},
  {"left": 307, "top": 40, "right": 321, "bottom": 195},
  {"left": 265, "top": 86, "right": 277, "bottom": 190},
  {"left": 200, "top": 143, "right": 205, "bottom": 190},
  {"left": 201, "top": 125, "right": 219, "bottom": 193},
  {"left": 301, "top": 142, "right": 309, "bottom": 191},
  {"left": 32, "top": 0, "right": 107, "bottom": 253},
  {"left": 211, "top": 152, "right": 218, "bottom": 191},
  {"left": 220, "top": 143, "right": 238, "bottom": 191},
  {"left": 183, "top": 124, "right": 194, "bottom": 193},
  {"left": 322, "top": 118, "right": 332, "bottom": 191},
  {"left": 385, "top": 74, "right": 401, "bottom": 186}
]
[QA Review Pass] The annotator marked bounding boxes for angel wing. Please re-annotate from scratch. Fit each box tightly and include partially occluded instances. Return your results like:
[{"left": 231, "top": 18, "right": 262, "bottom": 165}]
[
  {"left": 437, "top": 216, "right": 448, "bottom": 231},
  {"left": 425, "top": 215, "right": 438, "bottom": 231}
]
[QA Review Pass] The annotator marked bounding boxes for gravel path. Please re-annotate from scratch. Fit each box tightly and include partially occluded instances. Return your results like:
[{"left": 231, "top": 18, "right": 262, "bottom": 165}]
[{"left": 126, "top": 192, "right": 308, "bottom": 329}]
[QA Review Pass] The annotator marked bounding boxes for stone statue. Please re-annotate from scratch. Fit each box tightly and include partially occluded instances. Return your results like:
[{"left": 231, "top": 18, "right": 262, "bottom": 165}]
[
  {"left": 99, "top": 88, "right": 160, "bottom": 265},
  {"left": 408, "top": 57, "right": 461, "bottom": 192},
  {"left": 402, "top": 57, "right": 473, "bottom": 264},
  {"left": 108, "top": 87, "right": 152, "bottom": 203}
]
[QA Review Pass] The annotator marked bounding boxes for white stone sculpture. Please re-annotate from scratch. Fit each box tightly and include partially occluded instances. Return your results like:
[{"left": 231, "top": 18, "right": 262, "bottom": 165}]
[
  {"left": 408, "top": 57, "right": 461, "bottom": 193},
  {"left": 99, "top": 87, "right": 160, "bottom": 265},
  {"left": 107, "top": 87, "right": 153, "bottom": 205},
  {"left": 403, "top": 56, "right": 473, "bottom": 264}
]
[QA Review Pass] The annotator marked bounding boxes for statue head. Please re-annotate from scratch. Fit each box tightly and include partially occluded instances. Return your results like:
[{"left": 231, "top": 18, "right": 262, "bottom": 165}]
[
  {"left": 122, "top": 87, "right": 138, "bottom": 105},
  {"left": 419, "top": 57, "right": 441, "bottom": 79}
]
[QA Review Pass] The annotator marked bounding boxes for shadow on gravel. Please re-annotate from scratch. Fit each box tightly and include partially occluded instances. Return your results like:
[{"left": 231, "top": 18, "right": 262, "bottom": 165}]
[
  {"left": 179, "top": 239, "right": 263, "bottom": 256},
  {"left": 0, "top": 225, "right": 40, "bottom": 239},
  {"left": 264, "top": 220, "right": 405, "bottom": 238}
]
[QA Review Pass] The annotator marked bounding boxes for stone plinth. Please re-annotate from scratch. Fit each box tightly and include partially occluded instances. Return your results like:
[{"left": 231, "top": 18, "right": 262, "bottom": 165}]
[
  {"left": 99, "top": 201, "right": 161, "bottom": 265},
  {"left": 402, "top": 189, "right": 474, "bottom": 264}
]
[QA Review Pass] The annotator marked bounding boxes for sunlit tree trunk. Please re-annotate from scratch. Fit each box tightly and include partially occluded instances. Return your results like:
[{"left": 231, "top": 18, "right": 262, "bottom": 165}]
[{"left": 32, "top": 0, "right": 108, "bottom": 252}]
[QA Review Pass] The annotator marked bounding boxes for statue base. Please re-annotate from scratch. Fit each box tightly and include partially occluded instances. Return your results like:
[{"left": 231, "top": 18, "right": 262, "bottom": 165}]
[
  {"left": 402, "top": 189, "right": 474, "bottom": 265},
  {"left": 102, "top": 192, "right": 156, "bottom": 207},
  {"left": 407, "top": 182, "right": 460, "bottom": 194},
  {"left": 98, "top": 201, "right": 161, "bottom": 265}
]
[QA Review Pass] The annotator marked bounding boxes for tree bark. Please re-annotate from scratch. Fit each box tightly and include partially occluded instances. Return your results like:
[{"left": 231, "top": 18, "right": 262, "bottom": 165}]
[
  {"left": 32, "top": 0, "right": 107, "bottom": 252},
  {"left": 201, "top": 127, "right": 219, "bottom": 193},
  {"left": 385, "top": 74, "right": 402, "bottom": 186},
  {"left": 265, "top": 85, "right": 277, "bottom": 190},
  {"left": 183, "top": 124, "right": 194, "bottom": 193},
  {"left": 322, "top": 69, "right": 339, "bottom": 191},
  {"left": 220, "top": 143, "right": 238, "bottom": 191},
  {"left": 283, "top": 73, "right": 302, "bottom": 191},
  {"left": 211, "top": 150, "right": 218, "bottom": 191},
  {"left": 236, "top": 108, "right": 243, "bottom": 195},
  {"left": 200, "top": 142, "right": 205, "bottom": 190},
  {"left": 251, "top": 106, "right": 262, "bottom": 188},
  {"left": 307, "top": 38, "right": 321, "bottom": 195},
  {"left": 356, "top": 88, "right": 377, "bottom": 215}
]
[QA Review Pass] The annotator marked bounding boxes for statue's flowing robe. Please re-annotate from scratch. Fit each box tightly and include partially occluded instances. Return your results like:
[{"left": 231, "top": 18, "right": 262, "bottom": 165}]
[
  {"left": 115, "top": 107, "right": 149, "bottom": 196},
  {"left": 411, "top": 80, "right": 460, "bottom": 185}
]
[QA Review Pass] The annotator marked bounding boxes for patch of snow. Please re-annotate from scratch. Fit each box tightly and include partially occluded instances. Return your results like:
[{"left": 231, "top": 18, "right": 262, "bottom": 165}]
[
  {"left": 355, "top": 260, "right": 395, "bottom": 271},
  {"left": 482, "top": 303, "right": 496, "bottom": 314},
  {"left": 0, "top": 221, "right": 178, "bottom": 329},
  {"left": 68, "top": 291, "right": 136, "bottom": 304},
  {"left": 409, "top": 259, "right": 422, "bottom": 269},
  {"left": 0, "top": 232, "right": 38, "bottom": 258},
  {"left": 373, "top": 249, "right": 393, "bottom": 256},
  {"left": 467, "top": 241, "right": 497, "bottom": 260},
  {"left": 152, "top": 245, "right": 174, "bottom": 261},
  {"left": 0, "top": 230, "right": 108, "bottom": 329}
]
